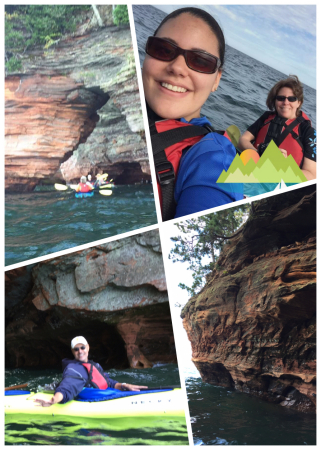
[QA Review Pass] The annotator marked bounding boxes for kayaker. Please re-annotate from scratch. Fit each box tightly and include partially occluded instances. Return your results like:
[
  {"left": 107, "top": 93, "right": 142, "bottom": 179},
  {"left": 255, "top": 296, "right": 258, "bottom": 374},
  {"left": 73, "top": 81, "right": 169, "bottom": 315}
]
[
  {"left": 238, "top": 75, "right": 316, "bottom": 180},
  {"left": 142, "top": 7, "right": 243, "bottom": 221},
  {"left": 76, "top": 176, "right": 93, "bottom": 193},
  {"left": 86, "top": 174, "right": 94, "bottom": 189},
  {"left": 94, "top": 173, "right": 106, "bottom": 188},
  {"left": 34, "top": 336, "right": 148, "bottom": 407}
]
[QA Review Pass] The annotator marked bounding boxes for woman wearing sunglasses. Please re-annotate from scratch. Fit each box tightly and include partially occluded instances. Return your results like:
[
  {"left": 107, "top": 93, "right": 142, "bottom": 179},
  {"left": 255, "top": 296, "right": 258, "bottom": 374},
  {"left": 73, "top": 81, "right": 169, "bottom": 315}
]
[
  {"left": 239, "top": 75, "right": 316, "bottom": 180},
  {"left": 35, "top": 336, "right": 147, "bottom": 406},
  {"left": 143, "top": 7, "right": 243, "bottom": 221}
]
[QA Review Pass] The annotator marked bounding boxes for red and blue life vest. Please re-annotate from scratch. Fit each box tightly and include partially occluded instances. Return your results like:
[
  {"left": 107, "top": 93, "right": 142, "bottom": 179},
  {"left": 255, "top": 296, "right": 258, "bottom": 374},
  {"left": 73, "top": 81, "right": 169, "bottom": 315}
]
[{"left": 151, "top": 119, "right": 232, "bottom": 221}]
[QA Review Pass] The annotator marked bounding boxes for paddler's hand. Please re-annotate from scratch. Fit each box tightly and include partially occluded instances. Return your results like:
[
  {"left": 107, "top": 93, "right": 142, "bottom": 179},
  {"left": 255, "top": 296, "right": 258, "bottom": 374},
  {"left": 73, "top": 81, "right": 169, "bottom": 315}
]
[
  {"left": 34, "top": 391, "right": 63, "bottom": 407},
  {"left": 116, "top": 382, "right": 148, "bottom": 392},
  {"left": 123, "top": 383, "right": 148, "bottom": 392},
  {"left": 34, "top": 397, "right": 55, "bottom": 407},
  {"left": 279, "top": 148, "right": 287, "bottom": 158}
]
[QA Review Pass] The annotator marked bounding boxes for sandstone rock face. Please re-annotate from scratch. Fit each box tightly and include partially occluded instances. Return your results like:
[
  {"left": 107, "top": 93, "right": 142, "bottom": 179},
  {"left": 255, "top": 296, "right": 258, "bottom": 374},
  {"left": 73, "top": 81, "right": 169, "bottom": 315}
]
[
  {"left": 5, "top": 230, "right": 176, "bottom": 369},
  {"left": 182, "top": 186, "right": 316, "bottom": 412},
  {"left": 5, "top": 11, "right": 149, "bottom": 192}
]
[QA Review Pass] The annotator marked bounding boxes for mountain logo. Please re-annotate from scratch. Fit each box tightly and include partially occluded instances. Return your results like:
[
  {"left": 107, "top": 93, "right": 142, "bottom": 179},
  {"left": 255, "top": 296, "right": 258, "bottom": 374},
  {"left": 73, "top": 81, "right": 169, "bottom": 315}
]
[{"left": 217, "top": 141, "right": 307, "bottom": 184}]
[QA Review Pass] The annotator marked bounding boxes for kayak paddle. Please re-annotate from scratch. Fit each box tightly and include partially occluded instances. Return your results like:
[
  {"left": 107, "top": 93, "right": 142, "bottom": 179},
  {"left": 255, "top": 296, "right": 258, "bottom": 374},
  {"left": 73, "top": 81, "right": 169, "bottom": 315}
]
[
  {"left": 99, "top": 190, "right": 113, "bottom": 196},
  {"left": 226, "top": 124, "right": 241, "bottom": 149},
  {"left": 99, "top": 183, "right": 114, "bottom": 189},
  {"left": 54, "top": 183, "right": 68, "bottom": 191},
  {"left": 5, "top": 383, "right": 29, "bottom": 391}
]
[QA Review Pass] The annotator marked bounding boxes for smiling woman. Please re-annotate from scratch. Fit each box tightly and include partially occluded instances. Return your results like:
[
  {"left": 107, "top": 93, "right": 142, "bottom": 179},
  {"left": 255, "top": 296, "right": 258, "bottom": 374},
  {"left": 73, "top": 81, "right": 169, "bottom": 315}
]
[
  {"left": 142, "top": 7, "right": 243, "bottom": 221},
  {"left": 238, "top": 75, "right": 316, "bottom": 180}
]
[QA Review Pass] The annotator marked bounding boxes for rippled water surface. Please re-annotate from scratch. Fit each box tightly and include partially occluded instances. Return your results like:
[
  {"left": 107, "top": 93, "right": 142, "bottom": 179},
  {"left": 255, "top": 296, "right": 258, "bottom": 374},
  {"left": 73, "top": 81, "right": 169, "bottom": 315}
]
[
  {"left": 183, "top": 365, "right": 316, "bottom": 445},
  {"left": 133, "top": 5, "right": 316, "bottom": 131},
  {"left": 5, "top": 185, "right": 157, "bottom": 266},
  {"left": 5, "top": 364, "right": 188, "bottom": 445}
]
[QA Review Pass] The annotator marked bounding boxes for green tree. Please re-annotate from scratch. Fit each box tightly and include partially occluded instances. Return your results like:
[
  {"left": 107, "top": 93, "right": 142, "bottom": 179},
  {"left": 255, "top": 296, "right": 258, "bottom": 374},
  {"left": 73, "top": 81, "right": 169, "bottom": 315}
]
[
  {"left": 5, "top": 5, "right": 90, "bottom": 73},
  {"left": 112, "top": 5, "right": 129, "bottom": 26},
  {"left": 169, "top": 205, "right": 250, "bottom": 297}
]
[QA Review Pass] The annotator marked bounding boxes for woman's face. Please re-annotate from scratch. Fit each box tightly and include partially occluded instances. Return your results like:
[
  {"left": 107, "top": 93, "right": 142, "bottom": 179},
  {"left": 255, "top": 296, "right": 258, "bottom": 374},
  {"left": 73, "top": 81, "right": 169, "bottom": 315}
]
[
  {"left": 275, "top": 87, "right": 301, "bottom": 120},
  {"left": 142, "top": 14, "right": 222, "bottom": 122}
]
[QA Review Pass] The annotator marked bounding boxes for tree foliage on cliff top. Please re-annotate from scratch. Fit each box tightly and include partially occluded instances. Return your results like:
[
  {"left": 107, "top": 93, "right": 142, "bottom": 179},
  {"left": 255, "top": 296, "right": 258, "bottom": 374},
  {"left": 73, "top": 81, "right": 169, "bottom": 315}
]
[
  {"left": 112, "top": 6, "right": 129, "bottom": 26},
  {"left": 5, "top": 5, "right": 90, "bottom": 73},
  {"left": 170, "top": 205, "right": 250, "bottom": 297}
]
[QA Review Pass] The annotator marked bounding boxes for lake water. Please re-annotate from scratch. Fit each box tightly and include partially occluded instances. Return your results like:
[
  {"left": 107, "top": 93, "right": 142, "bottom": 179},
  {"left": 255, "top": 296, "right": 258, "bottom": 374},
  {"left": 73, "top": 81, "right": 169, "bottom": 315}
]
[
  {"left": 5, "top": 364, "right": 188, "bottom": 445},
  {"left": 5, "top": 185, "right": 157, "bottom": 267}
]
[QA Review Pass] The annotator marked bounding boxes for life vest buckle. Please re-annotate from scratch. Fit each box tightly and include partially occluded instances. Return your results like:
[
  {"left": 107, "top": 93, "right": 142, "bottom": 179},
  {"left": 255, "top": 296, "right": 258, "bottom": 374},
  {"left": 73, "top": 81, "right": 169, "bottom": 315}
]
[{"left": 155, "top": 161, "right": 175, "bottom": 185}]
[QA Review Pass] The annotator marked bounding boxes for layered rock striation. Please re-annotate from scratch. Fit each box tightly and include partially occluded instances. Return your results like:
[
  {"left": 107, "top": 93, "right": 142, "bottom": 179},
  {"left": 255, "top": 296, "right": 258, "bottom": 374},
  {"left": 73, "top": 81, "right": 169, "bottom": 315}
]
[
  {"left": 6, "top": 230, "right": 176, "bottom": 369},
  {"left": 182, "top": 186, "right": 316, "bottom": 412},
  {"left": 5, "top": 8, "right": 149, "bottom": 192}
]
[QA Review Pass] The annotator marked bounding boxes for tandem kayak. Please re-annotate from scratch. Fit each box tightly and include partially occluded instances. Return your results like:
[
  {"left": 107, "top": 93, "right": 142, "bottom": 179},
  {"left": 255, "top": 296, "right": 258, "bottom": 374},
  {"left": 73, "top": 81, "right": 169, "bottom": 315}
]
[{"left": 5, "top": 388, "right": 185, "bottom": 421}]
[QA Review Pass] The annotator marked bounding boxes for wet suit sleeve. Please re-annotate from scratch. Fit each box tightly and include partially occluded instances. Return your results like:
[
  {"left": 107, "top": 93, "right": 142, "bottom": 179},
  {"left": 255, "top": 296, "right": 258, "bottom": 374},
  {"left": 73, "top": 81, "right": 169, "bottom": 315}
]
[
  {"left": 300, "top": 122, "right": 316, "bottom": 161},
  {"left": 55, "top": 366, "right": 87, "bottom": 404},
  {"left": 104, "top": 374, "right": 118, "bottom": 389},
  {"left": 174, "top": 133, "right": 243, "bottom": 218},
  {"left": 247, "top": 113, "right": 267, "bottom": 138}
]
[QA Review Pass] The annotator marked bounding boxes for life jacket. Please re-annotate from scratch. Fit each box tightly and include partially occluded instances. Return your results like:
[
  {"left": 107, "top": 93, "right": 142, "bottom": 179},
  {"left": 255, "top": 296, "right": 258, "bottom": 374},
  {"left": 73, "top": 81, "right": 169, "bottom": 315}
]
[
  {"left": 77, "top": 182, "right": 91, "bottom": 193},
  {"left": 150, "top": 119, "right": 232, "bottom": 221},
  {"left": 81, "top": 362, "right": 109, "bottom": 390},
  {"left": 254, "top": 111, "right": 311, "bottom": 167}
]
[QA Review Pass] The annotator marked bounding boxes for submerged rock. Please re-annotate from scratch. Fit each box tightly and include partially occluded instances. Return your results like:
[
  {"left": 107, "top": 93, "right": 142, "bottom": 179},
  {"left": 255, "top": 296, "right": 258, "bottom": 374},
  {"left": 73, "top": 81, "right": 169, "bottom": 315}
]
[{"left": 182, "top": 186, "right": 316, "bottom": 412}]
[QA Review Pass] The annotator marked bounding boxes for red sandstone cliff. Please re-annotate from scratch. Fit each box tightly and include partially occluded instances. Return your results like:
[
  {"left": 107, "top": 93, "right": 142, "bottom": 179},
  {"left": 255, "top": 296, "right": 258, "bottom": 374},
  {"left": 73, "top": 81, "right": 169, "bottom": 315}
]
[
  {"left": 5, "top": 8, "right": 149, "bottom": 192},
  {"left": 5, "top": 230, "right": 176, "bottom": 369},
  {"left": 181, "top": 186, "right": 316, "bottom": 412}
]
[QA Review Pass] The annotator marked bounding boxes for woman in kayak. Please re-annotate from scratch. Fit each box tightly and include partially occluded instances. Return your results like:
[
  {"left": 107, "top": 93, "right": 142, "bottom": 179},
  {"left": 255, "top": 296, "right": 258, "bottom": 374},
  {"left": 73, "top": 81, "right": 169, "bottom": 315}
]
[
  {"left": 76, "top": 176, "right": 94, "bottom": 193},
  {"left": 142, "top": 7, "right": 243, "bottom": 221},
  {"left": 238, "top": 75, "right": 316, "bottom": 180},
  {"left": 35, "top": 336, "right": 147, "bottom": 407}
]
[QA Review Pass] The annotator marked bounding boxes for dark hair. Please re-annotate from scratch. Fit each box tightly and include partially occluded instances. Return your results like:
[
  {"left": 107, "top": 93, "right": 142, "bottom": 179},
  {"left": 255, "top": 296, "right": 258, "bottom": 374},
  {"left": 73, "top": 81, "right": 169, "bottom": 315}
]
[
  {"left": 266, "top": 75, "right": 304, "bottom": 116},
  {"left": 153, "top": 7, "right": 225, "bottom": 69}
]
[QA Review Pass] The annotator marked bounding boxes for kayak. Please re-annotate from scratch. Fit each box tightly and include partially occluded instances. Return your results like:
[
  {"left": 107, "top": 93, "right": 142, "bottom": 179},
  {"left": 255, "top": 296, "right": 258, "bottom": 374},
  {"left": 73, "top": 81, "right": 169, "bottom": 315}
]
[
  {"left": 75, "top": 191, "right": 94, "bottom": 198},
  {"left": 5, "top": 388, "right": 185, "bottom": 421}
]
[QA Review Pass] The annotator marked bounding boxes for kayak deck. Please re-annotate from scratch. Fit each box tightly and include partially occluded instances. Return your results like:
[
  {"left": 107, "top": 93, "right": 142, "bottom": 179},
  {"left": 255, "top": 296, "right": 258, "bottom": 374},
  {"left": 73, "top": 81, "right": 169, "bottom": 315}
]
[{"left": 5, "top": 389, "right": 185, "bottom": 420}]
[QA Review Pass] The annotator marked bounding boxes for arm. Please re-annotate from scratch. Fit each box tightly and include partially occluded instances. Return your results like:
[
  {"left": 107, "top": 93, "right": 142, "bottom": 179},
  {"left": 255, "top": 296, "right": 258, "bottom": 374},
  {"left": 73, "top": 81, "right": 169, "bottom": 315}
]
[
  {"left": 300, "top": 124, "right": 316, "bottom": 180},
  {"left": 35, "top": 365, "right": 87, "bottom": 406},
  {"left": 301, "top": 157, "right": 316, "bottom": 180},
  {"left": 114, "top": 382, "right": 148, "bottom": 392},
  {"left": 238, "top": 130, "right": 257, "bottom": 152}
]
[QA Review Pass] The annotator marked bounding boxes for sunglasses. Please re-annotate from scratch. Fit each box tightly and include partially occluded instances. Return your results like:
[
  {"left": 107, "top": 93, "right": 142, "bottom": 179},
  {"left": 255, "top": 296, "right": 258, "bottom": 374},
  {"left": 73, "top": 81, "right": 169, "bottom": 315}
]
[
  {"left": 145, "top": 36, "right": 221, "bottom": 74},
  {"left": 275, "top": 95, "right": 298, "bottom": 102},
  {"left": 73, "top": 346, "right": 86, "bottom": 352}
]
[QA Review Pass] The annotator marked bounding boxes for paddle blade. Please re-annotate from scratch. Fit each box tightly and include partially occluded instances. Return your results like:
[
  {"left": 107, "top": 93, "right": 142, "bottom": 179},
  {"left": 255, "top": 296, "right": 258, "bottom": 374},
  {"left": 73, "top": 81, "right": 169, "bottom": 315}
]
[
  {"left": 226, "top": 125, "right": 241, "bottom": 149},
  {"left": 54, "top": 183, "right": 68, "bottom": 191},
  {"left": 99, "top": 190, "right": 113, "bottom": 196},
  {"left": 99, "top": 183, "right": 114, "bottom": 189},
  {"left": 96, "top": 173, "right": 108, "bottom": 180},
  {"left": 69, "top": 184, "right": 78, "bottom": 190}
]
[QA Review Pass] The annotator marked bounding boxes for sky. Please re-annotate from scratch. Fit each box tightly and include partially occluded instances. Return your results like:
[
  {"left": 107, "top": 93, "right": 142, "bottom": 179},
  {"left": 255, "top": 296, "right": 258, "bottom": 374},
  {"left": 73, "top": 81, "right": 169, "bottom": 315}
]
[{"left": 155, "top": 5, "right": 316, "bottom": 89}]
